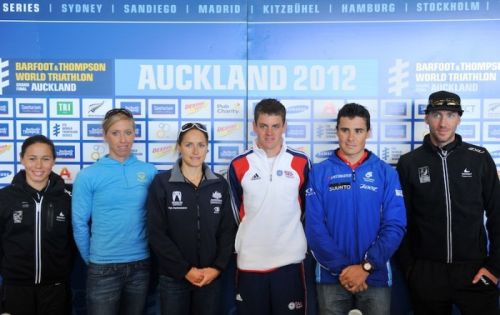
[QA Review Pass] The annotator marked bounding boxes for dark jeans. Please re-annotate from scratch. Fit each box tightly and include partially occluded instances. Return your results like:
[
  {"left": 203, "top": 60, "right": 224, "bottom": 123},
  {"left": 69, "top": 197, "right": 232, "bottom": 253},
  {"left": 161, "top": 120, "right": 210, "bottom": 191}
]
[
  {"left": 316, "top": 283, "right": 390, "bottom": 315},
  {"left": 87, "top": 259, "right": 150, "bottom": 315},
  {"left": 159, "top": 275, "right": 221, "bottom": 315},
  {"left": 1, "top": 282, "right": 70, "bottom": 315}
]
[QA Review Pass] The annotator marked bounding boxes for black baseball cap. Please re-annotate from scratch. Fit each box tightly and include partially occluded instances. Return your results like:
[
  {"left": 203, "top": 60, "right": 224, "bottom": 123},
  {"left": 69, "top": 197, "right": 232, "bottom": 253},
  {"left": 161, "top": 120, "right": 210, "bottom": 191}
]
[{"left": 425, "top": 90, "right": 464, "bottom": 116}]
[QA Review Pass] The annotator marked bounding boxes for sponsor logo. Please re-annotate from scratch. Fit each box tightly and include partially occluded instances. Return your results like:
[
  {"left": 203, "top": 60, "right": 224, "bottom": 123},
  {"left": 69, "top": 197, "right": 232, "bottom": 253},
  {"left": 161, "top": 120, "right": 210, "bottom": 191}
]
[
  {"left": 59, "top": 167, "right": 72, "bottom": 180},
  {"left": 210, "top": 191, "right": 223, "bottom": 204},
  {"left": 321, "top": 102, "right": 337, "bottom": 115},
  {"left": 218, "top": 146, "right": 238, "bottom": 159},
  {"left": 461, "top": 168, "right": 472, "bottom": 178},
  {"left": 87, "top": 124, "right": 103, "bottom": 137},
  {"left": 360, "top": 184, "right": 378, "bottom": 192},
  {"left": 55, "top": 145, "right": 76, "bottom": 159},
  {"left": 217, "top": 123, "right": 240, "bottom": 137},
  {"left": 56, "top": 101, "right": 73, "bottom": 115},
  {"left": 0, "top": 170, "right": 12, "bottom": 178},
  {"left": 152, "top": 145, "right": 175, "bottom": 159},
  {"left": 363, "top": 171, "right": 374, "bottom": 183},
  {"left": 0, "top": 123, "right": 9, "bottom": 137},
  {"left": 329, "top": 182, "right": 351, "bottom": 191},
  {"left": 488, "top": 125, "right": 500, "bottom": 139},
  {"left": 490, "top": 150, "right": 500, "bottom": 158},
  {"left": 0, "top": 100, "right": 8, "bottom": 114},
  {"left": 250, "top": 173, "right": 261, "bottom": 180},
  {"left": 395, "top": 189, "right": 403, "bottom": 197},
  {"left": 137, "top": 172, "right": 146, "bottom": 182},
  {"left": 284, "top": 170, "right": 294, "bottom": 178},
  {"left": 458, "top": 124, "right": 475, "bottom": 138},
  {"left": 52, "top": 122, "right": 79, "bottom": 139},
  {"left": 0, "top": 58, "right": 10, "bottom": 95},
  {"left": 56, "top": 211, "right": 66, "bottom": 222},
  {"left": 19, "top": 103, "right": 43, "bottom": 114},
  {"left": 0, "top": 144, "right": 13, "bottom": 155},
  {"left": 469, "top": 147, "right": 485, "bottom": 154},
  {"left": 21, "top": 123, "right": 42, "bottom": 136},
  {"left": 384, "top": 124, "right": 407, "bottom": 138},
  {"left": 287, "top": 105, "right": 308, "bottom": 114},
  {"left": 88, "top": 101, "right": 105, "bottom": 113},
  {"left": 487, "top": 102, "right": 500, "bottom": 114},
  {"left": 305, "top": 187, "right": 315, "bottom": 196},
  {"left": 315, "top": 150, "right": 335, "bottom": 159},
  {"left": 184, "top": 101, "right": 208, "bottom": 115},
  {"left": 121, "top": 102, "right": 141, "bottom": 115},
  {"left": 213, "top": 206, "right": 220, "bottom": 214},
  {"left": 152, "top": 103, "right": 176, "bottom": 115},
  {"left": 286, "top": 125, "right": 307, "bottom": 138},
  {"left": 215, "top": 101, "right": 241, "bottom": 115},
  {"left": 329, "top": 174, "right": 351, "bottom": 179},
  {"left": 172, "top": 191, "right": 183, "bottom": 206},
  {"left": 135, "top": 124, "right": 142, "bottom": 137},
  {"left": 13, "top": 210, "right": 23, "bottom": 223},
  {"left": 277, "top": 170, "right": 283, "bottom": 176},
  {"left": 52, "top": 123, "right": 61, "bottom": 137},
  {"left": 417, "top": 103, "right": 427, "bottom": 115},
  {"left": 418, "top": 166, "right": 430, "bottom": 184},
  {"left": 384, "top": 101, "right": 407, "bottom": 116}
]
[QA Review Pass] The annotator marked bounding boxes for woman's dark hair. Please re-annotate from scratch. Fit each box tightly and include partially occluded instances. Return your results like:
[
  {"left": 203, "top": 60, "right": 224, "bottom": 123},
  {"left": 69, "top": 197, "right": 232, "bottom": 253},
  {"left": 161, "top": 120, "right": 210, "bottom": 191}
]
[{"left": 20, "top": 134, "right": 56, "bottom": 159}]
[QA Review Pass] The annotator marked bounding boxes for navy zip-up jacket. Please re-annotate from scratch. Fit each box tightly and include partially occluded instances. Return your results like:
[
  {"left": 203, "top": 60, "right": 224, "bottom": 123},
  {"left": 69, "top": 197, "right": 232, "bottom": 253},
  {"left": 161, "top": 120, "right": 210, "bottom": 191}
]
[{"left": 147, "top": 160, "right": 236, "bottom": 280}]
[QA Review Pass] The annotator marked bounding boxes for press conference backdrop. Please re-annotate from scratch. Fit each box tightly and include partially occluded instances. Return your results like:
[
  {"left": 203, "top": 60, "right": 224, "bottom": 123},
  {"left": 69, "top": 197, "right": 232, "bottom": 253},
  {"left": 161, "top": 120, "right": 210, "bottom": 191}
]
[{"left": 0, "top": 1, "right": 500, "bottom": 313}]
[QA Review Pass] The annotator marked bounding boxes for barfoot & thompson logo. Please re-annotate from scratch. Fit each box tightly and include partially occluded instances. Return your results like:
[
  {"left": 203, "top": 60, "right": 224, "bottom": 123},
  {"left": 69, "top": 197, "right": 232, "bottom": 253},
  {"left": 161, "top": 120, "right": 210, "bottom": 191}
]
[{"left": 0, "top": 58, "right": 9, "bottom": 95}]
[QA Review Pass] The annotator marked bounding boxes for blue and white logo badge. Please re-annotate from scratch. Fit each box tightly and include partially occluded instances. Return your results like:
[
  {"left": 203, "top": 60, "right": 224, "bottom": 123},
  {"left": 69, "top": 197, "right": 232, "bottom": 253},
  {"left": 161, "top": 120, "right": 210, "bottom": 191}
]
[
  {"left": 363, "top": 171, "right": 374, "bottom": 183},
  {"left": 19, "top": 103, "right": 43, "bottom": 114},
  {"left": 286, "top": 125, "right": 307, "bottom": 139},
  {"left": 152, "top": 103, "right": 176, "bottom": 115},
  {"left": 0, "top": 170, "right": 12, "bottom": 178},
  {"left": 0, "top": 58, "right": 9, "bottom": 95},
  {"left": 0, "top": 123, "right": 9, "bottom": 137},
  {"left": 0, "top": 99, "right": 9, "bottom": 114},
  {"left": 21, "top": 123, "right": 42, "bottom": 137},
  {"left": 55, "top": 145, "right": 76, "bottom": 159},
  {"left": 87, "top": 123, "right": 103, "bottom": 137},
  {"left": 218, "top": 146, "right": 239, "bottom": 160},
  {"left": 120, "top": 102, "right": 142, "bottom": 115}
]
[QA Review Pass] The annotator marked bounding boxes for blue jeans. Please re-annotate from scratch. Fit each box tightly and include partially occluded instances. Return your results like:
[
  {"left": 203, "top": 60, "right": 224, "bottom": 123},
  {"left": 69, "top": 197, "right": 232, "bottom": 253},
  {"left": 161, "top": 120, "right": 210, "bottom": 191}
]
[
  {"left": 159, "top": 275, "right": 221, "bottom": 315},
  {"left": 317, "top": 283, "right": 390, "bottom": 315},
  {"left": 87, "top": 259, "right": 150, "bottom": 315}
]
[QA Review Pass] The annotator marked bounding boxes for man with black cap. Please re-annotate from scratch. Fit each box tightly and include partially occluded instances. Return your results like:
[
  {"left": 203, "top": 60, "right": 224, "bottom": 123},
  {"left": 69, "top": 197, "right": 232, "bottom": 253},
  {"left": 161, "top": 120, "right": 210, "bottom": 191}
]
[{"left": 396, "top": 90, "right": 500, "bottom": 314}]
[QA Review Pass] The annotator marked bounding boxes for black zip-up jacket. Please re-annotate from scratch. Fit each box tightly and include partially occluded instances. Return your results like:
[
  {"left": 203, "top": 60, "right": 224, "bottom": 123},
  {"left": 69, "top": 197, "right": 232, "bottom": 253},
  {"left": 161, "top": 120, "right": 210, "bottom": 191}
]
[
  {"left": 0, "top": 171, "right": 74, "bottom": 285},
  {"left": 396, "top": 134, "right": 500, "bottom": 277},
  {"left": 147, "top": 161, "right": 236, "bottom": 280}
]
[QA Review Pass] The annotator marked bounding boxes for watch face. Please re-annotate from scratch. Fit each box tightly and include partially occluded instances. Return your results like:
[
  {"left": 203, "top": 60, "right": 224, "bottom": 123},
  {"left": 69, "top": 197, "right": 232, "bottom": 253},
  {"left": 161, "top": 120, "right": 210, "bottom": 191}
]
[{"left": 363, "top": 262, "right": 372, "bottom": 271}]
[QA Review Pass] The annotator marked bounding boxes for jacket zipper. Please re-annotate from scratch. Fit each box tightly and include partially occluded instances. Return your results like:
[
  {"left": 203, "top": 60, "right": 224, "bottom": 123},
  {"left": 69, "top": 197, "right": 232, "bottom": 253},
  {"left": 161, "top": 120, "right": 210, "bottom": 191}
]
[
  {"left": 34, "top": 196, "right": 44, "bottom": 284},
  {"left": 352, "top": 169, "right": 359, "bottom": 259},
  {"left": 439, "top": 150, "right": 453, "bottom": 263}
]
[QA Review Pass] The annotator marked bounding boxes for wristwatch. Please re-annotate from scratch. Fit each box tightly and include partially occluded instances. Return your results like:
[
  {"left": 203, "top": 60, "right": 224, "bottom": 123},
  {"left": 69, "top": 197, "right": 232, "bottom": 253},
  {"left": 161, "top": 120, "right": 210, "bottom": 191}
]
[{"left": 361, "top": 260, "right": 373, "bottom": 273}]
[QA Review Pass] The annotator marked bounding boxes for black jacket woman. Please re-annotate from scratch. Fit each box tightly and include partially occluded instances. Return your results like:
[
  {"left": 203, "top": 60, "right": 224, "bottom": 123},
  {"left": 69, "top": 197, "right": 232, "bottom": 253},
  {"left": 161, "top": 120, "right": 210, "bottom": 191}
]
[{"left": 147, "top": 122, "right": 236, "bottom": 315}]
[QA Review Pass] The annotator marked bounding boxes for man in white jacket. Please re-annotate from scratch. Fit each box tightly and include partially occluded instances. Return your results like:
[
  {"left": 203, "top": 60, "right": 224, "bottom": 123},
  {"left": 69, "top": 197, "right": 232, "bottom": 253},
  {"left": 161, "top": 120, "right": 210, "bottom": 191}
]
[{"left": 228, "top": 98, "right": 312, "bottom": 315}]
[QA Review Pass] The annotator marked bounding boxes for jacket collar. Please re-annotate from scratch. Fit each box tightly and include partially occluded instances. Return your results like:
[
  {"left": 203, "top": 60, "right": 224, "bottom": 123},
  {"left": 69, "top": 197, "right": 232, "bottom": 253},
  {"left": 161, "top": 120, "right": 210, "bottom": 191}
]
[
  {"left": 423, "top": 133, "right": 462, "bottom": 153},
  {"left": 170, "top": 158, "right": 218, "bottom": 183}
]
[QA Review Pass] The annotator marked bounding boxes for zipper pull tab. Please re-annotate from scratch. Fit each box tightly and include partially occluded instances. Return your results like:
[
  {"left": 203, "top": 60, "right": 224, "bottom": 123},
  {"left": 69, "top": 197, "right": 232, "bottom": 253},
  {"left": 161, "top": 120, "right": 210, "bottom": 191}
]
[{"left": 352, "top": 170, "right": 356, "bottom": 182}]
